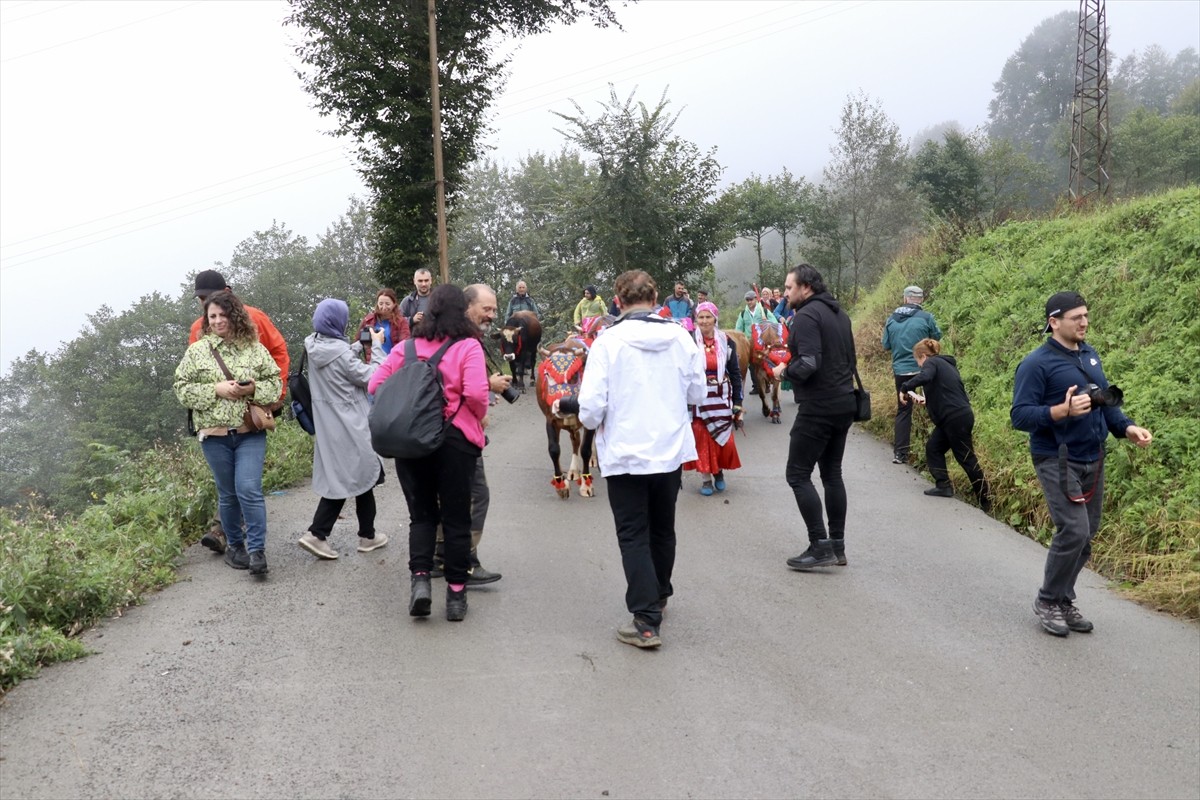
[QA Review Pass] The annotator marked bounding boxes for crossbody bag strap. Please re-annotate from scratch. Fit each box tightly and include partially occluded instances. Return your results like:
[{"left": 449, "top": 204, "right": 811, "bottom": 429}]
[{"left": 209, "top": 344, "right": 235, "bottom": 381}]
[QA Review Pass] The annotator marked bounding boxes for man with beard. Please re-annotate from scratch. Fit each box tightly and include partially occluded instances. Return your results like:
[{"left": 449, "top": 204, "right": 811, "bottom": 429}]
[
  {"left": 773, "top": 264, "right": 858, "bottom": 571},
  {"left": 398, "top": 268, "right": 434, "bottom": 328},
  {"left": 1012, "top": 291, "right": 1151, "bottom": 636},
  {"left": 430, "top": 283, "right": 513, "bottom": 585}
]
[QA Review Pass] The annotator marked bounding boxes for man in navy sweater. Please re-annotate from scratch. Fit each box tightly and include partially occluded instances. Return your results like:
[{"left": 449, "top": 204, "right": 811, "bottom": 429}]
[{"left": 1011, "top": 291, "right": 1152, "bottom": 637}]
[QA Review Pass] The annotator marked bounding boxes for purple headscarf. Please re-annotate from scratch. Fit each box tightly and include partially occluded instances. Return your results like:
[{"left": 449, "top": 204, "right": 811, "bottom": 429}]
[
  {"left": 313, "top": 298, "right": 349, "bottom": 339},
  {"left": 695, "top": 301, "right": 719, "bottom": 319}
]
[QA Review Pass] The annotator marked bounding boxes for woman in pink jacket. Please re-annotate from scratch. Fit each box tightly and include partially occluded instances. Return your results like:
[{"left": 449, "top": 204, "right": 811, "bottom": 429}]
[{"left": 368, "top": 284, "right": 489, "bottom": 622}]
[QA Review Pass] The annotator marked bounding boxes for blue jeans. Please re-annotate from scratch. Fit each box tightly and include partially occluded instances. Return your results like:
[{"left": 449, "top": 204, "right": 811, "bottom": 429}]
[{"left": 201, "top": 431, "right": 268, "bottom": 553}]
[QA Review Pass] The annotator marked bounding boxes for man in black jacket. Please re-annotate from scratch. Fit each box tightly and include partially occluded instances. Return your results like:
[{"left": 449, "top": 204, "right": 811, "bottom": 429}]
[{"left": 774, "top": 264, "right": 858, "bottom": 570}]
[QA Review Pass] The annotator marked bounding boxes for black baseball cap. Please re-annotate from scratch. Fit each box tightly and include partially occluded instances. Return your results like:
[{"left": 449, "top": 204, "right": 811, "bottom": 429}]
[
  {"left": 194, "top": 269, "right": 228, "bottom": 298},
  {"left": 1043, "top": 291, "right": 1086, "bottom": 334}
]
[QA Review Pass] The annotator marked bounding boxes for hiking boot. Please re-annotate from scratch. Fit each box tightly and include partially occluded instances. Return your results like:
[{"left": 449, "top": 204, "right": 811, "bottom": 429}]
[
  {"left": 446, "top": 586, "right": 468, "bottom": 621},
  {"left": 248, "top": 550, "right": 269, "bottom": 575},
  {"left": 617, "top": 618, "right": 662, "bottom": 649},
  {"left": 357, "top": 533, "right": 388, "bottom": 553},
  {"left": 409, "top": 574, "right": 432, "bottom": 617},
  {"left": 831, "top": 539, "right": 847, "bottom": 566},
  {"left": 298, "top": 532, "right": 338, "bottom": 560},
  {"left": 466, "top": 565, "right": 502, "bottom": 586},
  {"left": 978, "top": 492, "right": 994, "bottom": 514},
  {"left": 1059, "top": 601, "right": 1093, "bottom": 633},
  {"left": 1033, "top": 599, "right": 1069, "bottom": 636},
  {"left": 224, "top": 542, "right": 249, "bottom": 570},
  {"left": 786, "top": 540, "right": 837, "bottom": 570},
  {"left": 201, "top": 524, "right": 227, "bottom": 554},
  {"left": 924, "top": 485, "right": 954, "bottom": 498}
]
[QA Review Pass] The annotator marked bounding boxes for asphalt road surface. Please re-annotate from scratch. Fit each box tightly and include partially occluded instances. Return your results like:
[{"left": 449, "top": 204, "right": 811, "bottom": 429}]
[{"left": 1, "top": 398, "right": 1197, "bottom": 800}]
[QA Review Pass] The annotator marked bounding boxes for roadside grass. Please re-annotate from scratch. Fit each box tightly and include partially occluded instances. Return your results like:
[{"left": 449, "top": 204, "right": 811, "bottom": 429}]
[
  {"left": 854, "top": 187, "right": 1200, "bottom": 618},
  {"left": 0, "top": 422, "right": 313, "bottom": 692}
]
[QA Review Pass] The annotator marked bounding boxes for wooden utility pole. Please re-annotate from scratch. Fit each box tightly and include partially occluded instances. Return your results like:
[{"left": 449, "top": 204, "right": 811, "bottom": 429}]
[{"left": 427, "top": 0, "right": 450, "bottom": 283}]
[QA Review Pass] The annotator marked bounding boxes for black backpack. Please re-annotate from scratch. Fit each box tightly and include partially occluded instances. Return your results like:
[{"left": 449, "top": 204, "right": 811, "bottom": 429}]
[
  {"left": 288, "top": 349, "right": 316, "bottom": 435},
  {"left": 369, "top": 338, "right": 460, "bottom": 459}
]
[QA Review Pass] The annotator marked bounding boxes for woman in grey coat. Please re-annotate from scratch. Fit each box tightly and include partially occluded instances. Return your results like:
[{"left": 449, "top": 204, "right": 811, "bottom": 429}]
[{"left": 298, "top": 298, "right": 389, "bottom": 560}]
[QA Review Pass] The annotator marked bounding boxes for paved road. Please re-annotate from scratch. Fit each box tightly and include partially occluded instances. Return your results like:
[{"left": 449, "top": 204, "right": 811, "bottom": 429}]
[{"left": 1, "top": 399, "right": 1197, "bottom": 799}]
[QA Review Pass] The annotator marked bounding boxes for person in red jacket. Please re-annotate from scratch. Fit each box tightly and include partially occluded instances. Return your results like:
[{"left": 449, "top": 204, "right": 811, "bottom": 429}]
[
  {"left": 356, "top": 288, "right": 411, "bottom": 363},
  {"left": 188, "top": 269, "right": 289, "bottom": 555}
]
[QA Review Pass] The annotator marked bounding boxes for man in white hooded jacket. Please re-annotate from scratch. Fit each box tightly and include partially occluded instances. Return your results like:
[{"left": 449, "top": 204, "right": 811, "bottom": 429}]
[{"left": 556, "top": 270, "right": 707, "bottom": 649}]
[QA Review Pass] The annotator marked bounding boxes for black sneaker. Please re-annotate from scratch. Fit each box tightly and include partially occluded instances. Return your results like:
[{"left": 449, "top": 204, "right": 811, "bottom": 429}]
[
  {"left": 446, "top": 586, "right": 468, "bottom": 621},
  {"left": 1033, "top": 599, "right": 1069, "bottom": 636},
  {"left": 924, "top": 486, "right": 954, "bottom": 497},
  {"left": 892, "top": 455, "right": 906, "bottom": 465},
  {"left": 466, "top": 565, "right": 502, "bottom": 586},
  {"left": 409, "top": 574, "right": 432, "bottom": 617},
  {"left": 224, "top": 542, "right": 249, "bottom": 570},
  {"left": 248, "top": 550, "right": 269, "bottom": 575},
  {"left": 786, "top": 540, "right": 837, "bottom": 570},
  {"left": 831, "top": 539, "right": 847, "bottom": 566},
  {"left": 1060, "top": 601, "right": 1093, "bottom": 633}
]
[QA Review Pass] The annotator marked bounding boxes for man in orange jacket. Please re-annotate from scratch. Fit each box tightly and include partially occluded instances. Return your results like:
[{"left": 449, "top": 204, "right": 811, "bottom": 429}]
[{"left": 188, "top": 269, "right": 290, "bottom": 554}]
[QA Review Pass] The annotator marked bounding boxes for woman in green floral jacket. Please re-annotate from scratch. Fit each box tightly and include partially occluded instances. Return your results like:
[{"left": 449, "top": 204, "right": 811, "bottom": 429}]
[{"left": 175, "top": 290, "right": 282, "bottom": 576}]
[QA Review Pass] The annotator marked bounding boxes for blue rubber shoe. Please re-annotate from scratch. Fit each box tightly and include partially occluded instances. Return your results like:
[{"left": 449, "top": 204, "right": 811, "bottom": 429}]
[
  {"left": 699, "top": 481, "right": 714, "bottom": 496},
  {"left": 714, "top": 473, "right": 726, "bottom": 492}
]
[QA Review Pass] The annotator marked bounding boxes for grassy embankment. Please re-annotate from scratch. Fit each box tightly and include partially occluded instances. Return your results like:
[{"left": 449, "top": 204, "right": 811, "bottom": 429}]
[
  {"left": 0, "top": 423, "right": 313, "bottom": 692},
  {"left": 853, "top": 187, "right": 1199, "bottom": 617}
]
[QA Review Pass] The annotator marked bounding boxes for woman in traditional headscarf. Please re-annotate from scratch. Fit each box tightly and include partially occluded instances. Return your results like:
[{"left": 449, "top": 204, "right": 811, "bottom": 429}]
[
  {"left": 573, "top": 284, "right": 606, "bottom": 325},
  {"left": 683, "top": 301, "right": 744, "bottom": 495},
  {"left": 298, "top": 299, "right": 389, "bottom": 560}
]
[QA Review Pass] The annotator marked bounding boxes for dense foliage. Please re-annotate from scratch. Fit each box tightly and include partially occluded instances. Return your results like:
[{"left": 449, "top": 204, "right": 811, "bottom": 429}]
[
  {"left": 286, "top": 0, "right": 621, "bottom": 286},
  {"left": 854, "top": 188, "right": 1199, "bottom": 615},
  {"left": 0, "top": 422, "right": 314, "bottom": 691}
]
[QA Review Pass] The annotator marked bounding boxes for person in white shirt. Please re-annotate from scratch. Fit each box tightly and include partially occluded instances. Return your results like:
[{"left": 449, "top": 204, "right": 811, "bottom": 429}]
[{"left": 555, "top": 270, "right": 706, "bottom": 649}]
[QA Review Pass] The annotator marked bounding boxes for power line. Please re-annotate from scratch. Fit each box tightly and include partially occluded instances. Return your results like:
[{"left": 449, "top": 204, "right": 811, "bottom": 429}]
[
  {"left": 0, "top": 1, "right": 79, "bottom": 25},
  {"left": 0, "top": 2, "right": 202, "bottom": 64}
]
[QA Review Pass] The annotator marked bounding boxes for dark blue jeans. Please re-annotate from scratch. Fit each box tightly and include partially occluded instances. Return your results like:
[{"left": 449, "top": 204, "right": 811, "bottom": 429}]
[
  {"left": 605, "top": 469, "right": 681, "bottom": 628},
  {"left": 200, "top": 431, "right": 268, "bottom": 553},
  {"left": 786, "top": 411, "right": 854, "bottom": 542}
]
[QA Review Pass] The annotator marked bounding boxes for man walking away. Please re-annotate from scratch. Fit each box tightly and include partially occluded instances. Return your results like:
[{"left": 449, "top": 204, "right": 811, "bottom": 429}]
[
  {"left": 774, "top": 264, "right": 858, "bottom": 571},
  {"left": 555, "top": 270, "right": 706, "bottom": 649},
  {"left": 882, "top": 285, "right": 941, "bottom": 464},
  {"left": 1011, "top": 291, "right": 1151, "bottom": 637}
]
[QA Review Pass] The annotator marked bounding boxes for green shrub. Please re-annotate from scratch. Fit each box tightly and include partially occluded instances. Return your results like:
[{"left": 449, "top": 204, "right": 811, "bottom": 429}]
[
  {"left": 0, "top": 421, "right": 313, "bottom": 691},
  {"left": 855, "top": 188, "right": 1200, "bottom": 616}
]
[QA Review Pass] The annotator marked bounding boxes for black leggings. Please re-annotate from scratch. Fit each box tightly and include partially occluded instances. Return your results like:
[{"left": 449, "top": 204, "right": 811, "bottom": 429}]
[
  {"left": 926, "top": 411, "right": 990, "bottom": 502},
  {"left": 309, "top": 490, "right": 377, "bottom": 539}
]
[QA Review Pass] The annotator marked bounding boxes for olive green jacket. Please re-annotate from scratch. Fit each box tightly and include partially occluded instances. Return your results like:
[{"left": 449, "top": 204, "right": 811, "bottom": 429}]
[{"left": 174, "top": 335, "right": 283, "bottom": 429}]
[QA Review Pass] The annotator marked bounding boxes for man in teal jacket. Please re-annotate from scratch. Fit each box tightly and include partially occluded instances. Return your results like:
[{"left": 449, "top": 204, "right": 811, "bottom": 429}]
[{"left": 882, "top": 285, "right": 941, "bottom": 464}]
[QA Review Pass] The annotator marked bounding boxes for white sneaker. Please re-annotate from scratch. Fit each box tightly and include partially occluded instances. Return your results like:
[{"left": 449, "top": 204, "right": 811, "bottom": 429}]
[
  {"left": 357, "top": 533, "right": 389, "bottom": 553},
  {"left": 298, "top": 532, "right": 338, "bottom": 560}
]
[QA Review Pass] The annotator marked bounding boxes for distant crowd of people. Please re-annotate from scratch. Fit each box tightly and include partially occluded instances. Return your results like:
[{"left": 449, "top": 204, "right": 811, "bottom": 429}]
[{"left": 175, "top": 264, "right": 1152, "bottom": 644}]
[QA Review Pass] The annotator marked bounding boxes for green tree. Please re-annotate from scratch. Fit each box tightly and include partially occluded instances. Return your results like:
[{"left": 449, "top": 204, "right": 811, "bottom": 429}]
[
  {"left": 286, "top": 0, "right": 621, "bottom": 288},
  {"left": 986, "top": 11, "right": 1079, "bottom": 165},
  {"left": 1115, "top": 45, "right": 1200, "bottom": 115},
  {"left": 823, "top": 91, "right": 914, "bottom": 303},
  {"left": 768, "top": 168, "right": 816, "bottom": 272},
  {"left": 721, "top": 174, "right": 778, "bottom": 287},
  {"left": 909, "top": 130, "right": 984, "bottom": 227},
  {"left": 554, "top": 87, "right": 731, "bottom": 293}
]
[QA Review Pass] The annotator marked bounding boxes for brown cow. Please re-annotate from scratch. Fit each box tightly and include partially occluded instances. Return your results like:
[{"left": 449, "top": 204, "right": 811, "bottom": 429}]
[
  {"left": 535, "top": 337, "right": 598, "bottom": 499},
  {"left": 747, "top": 322, "right": 790, "bottom": 423},
  {"left": 495, "top": 311, "right": 542, "bottom": 393}
]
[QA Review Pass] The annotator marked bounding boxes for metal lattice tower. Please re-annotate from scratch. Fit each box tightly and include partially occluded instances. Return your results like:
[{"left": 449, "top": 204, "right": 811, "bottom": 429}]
[{"left": 1069, "top": 0, "right": 1111, "bottom": 201}]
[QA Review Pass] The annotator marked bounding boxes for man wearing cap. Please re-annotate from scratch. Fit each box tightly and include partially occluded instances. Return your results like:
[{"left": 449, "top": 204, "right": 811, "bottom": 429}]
[
  {"left": 734, "top": 289, "right": 778, "bottom": 336},
  {"left": 882, "top": 285, "right": 941, "bottom": 464},
  {"left": 1012, "top": 291, "right": 1152, "bottom": 637},
  {"left": 188, "top": 270, "right": 289, "bottom": 554}
]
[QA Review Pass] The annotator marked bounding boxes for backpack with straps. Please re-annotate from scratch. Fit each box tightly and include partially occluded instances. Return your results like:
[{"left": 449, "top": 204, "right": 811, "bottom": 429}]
[
  {"left": 288, "top": 348, "right": 316, "bottom": 435},
  {"left": 369, "top": 338, "right": 460, "bottom": 459}
]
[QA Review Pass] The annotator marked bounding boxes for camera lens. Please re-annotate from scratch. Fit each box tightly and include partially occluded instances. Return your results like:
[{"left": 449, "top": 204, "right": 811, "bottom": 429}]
[{"left": 501, "top": 385, "right": 520, "bottom": 404}]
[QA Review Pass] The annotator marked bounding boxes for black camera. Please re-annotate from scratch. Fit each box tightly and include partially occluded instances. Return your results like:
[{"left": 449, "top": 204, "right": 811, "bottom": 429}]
[
  {"left": 1086, "top": 383, "right": 1123, "bottom": 408},
  {"left": 500, "top": 384, "right": 520, "bottom": 404},
  {"left": 358, "top": 328, "right": 372, "bottom": 346}
]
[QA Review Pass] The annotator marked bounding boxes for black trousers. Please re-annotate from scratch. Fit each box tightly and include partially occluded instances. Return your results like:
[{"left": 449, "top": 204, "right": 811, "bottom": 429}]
[
  {"left": 394, "top": 444, "right": 478, "bottom": 584},
  {"left": 605, "top": 468, "right": 681, "bottom": 628},
  {"left": 893, "top": 373, "right": 917, "bottom": 459},
  {"left": 926, "top": 411, "right": 990, "bottom": 502},
  {"left": 785, "top": 410, "right": 854, "bottom": 542},
  {"left": 309, "top": 490, "right": 377, "bottom": 539}
]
